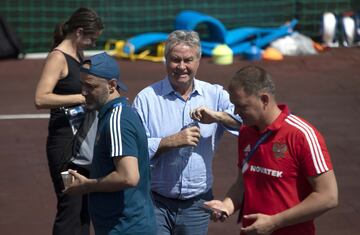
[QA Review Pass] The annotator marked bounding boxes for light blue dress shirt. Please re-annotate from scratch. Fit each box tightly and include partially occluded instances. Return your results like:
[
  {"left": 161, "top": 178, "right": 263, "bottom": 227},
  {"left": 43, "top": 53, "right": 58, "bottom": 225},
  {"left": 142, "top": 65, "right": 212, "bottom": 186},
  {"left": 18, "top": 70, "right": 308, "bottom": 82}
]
[{"left": 132, "top": 77, "right": 240, "bottom": 199}]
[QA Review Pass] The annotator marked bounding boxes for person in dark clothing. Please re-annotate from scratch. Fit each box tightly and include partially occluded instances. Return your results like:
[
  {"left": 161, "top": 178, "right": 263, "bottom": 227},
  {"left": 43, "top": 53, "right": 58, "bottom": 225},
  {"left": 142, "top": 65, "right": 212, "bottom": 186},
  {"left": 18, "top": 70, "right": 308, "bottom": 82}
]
[
  {"left": 65, "top": 52, "right": 156, "bottom": 235},
  {"left": 34, "top": 7, "right": 103, "bottom": 235}
]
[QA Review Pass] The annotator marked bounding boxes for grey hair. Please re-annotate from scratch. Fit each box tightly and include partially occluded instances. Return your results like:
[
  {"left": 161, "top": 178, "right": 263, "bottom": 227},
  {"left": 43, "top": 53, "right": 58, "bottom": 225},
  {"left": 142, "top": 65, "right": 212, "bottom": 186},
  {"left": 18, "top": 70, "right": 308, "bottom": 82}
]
[
  {"left": 229, "top": 65, "right": 276, "bottom": 96},
  {"left": 165, "top": 30, "right": 202, "bottom": 59}
]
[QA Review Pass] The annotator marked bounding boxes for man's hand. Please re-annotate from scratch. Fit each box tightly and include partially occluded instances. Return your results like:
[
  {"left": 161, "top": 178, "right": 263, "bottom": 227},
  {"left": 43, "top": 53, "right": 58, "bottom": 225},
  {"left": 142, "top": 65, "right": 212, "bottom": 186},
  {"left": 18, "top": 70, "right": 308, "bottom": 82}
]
[
  {"left": 190, "top": 106, "right": 219, "bottom": 124},
  {"left": 190, "top": 106, "right": 241, "bottom": 129},
  {"left": 177, "top": 125, "right": 200, "bottom": 147},
  {"left": 63, "top": 169, "right": 92, "bottom": 195},
  {"left": 240, "top": 213, "right": 279, "bottom": 235},
  {"left": 156, "top": 123, "right": 200, "bottom": 154},
  {"left": 203, "top": 200, "right": 230, "bottom": 222}
]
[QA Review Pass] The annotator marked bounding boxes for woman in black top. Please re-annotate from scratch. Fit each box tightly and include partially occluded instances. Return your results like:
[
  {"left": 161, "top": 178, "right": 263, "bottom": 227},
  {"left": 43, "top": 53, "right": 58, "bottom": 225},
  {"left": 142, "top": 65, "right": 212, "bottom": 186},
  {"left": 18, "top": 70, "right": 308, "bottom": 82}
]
[{"left": 34, "top": 7, "right": 103, "bottom": 235}]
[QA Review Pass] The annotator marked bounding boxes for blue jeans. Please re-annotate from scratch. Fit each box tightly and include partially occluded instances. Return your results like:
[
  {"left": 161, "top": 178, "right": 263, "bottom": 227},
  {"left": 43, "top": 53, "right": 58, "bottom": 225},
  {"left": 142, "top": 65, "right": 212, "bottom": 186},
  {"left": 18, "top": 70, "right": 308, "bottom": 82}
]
[{"left": 152, "top": 190, "right": 213, "bottom": 235}]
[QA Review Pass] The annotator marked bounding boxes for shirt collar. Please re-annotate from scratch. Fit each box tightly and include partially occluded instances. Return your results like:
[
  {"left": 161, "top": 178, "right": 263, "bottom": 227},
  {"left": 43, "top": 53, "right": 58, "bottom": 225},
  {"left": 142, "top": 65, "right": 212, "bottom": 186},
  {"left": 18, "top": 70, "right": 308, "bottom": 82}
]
[
  {"left": 264, "top": 104, "right": 290, "bottom": 132},
  {"left": 161, "top": 77, "right": 202, "bottom": 97},
  {"left": 193, "top": 79, "right": 203, "bottom": 96},
  {"left": 98, "top": 97, "right": 128, "bottom": 119}
]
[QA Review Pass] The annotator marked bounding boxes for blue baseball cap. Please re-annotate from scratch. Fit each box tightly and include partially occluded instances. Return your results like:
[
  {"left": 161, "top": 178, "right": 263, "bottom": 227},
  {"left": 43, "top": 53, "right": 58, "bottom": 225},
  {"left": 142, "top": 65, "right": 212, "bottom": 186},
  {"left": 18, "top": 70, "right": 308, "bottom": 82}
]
[{"left": 80, "top": 52, "right": 128, "bottom": 91}]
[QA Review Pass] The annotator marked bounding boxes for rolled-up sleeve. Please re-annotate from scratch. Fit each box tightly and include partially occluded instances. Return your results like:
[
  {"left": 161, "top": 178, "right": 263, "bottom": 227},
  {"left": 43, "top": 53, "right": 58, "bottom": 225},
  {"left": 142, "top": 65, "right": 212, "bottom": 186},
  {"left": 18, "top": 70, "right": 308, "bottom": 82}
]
[
  {"left": 132, "top": 95, "right": 160, "bottom": 159},
  {"left": 147, "top": 137, "right": 162, "bottom": 159},
  {"left": 218, "top": 87, "right": 242, "bottom": 135}
]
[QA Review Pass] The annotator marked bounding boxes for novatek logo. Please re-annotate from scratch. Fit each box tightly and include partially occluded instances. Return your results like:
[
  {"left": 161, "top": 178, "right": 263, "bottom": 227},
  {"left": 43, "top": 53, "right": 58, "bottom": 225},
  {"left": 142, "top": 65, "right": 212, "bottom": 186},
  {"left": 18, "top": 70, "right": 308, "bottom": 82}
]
[{"left": 250, "top": 165, "right": 283, "bottom": 178}]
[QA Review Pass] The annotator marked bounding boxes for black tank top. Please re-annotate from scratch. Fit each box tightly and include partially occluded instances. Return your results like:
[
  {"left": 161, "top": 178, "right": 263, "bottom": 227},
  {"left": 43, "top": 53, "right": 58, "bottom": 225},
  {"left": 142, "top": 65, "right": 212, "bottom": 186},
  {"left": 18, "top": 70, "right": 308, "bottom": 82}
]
[{"left": 48, "top": 50, "right": 83, "bottom": 137}]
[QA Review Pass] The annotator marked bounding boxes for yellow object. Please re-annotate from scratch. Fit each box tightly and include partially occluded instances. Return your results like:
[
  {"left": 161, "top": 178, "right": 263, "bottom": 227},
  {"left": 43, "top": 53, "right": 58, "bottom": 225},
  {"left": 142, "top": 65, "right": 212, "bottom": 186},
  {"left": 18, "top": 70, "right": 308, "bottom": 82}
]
[
  {"left": 211, "top": 44, "right": 233, "bottom": 65},
  {"left": 104, "top": 39, "right": 165, "bottom": 62},
  {"left": 262, "top": 47, "right": 283, "bottom": 61}
]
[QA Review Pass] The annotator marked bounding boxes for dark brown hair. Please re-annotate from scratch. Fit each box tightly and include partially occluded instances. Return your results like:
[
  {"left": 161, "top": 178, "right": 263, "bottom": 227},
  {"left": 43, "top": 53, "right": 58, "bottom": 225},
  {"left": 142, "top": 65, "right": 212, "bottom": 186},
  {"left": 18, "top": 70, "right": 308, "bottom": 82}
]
[{"left": 52, "top": 7, "right": 104, "bottom": 49}]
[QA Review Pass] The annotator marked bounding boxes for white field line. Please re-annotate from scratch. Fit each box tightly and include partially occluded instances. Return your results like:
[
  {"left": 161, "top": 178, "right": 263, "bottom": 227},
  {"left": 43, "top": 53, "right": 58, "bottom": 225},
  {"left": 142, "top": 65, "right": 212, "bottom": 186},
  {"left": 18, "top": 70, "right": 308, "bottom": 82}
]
[
  {"left": 24, "top": 50, "right": 106, "bottom": 59},
  {"left": 0, "top": 114, "right": 50, "bottom": 120}
]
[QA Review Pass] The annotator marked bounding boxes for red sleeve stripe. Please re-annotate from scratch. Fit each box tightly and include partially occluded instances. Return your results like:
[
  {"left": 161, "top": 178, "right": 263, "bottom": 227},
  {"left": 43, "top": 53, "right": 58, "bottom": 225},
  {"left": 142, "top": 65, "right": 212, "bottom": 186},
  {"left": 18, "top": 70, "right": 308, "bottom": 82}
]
[{"left": 285, "top": 115, "right": 329, "bottom": 174}]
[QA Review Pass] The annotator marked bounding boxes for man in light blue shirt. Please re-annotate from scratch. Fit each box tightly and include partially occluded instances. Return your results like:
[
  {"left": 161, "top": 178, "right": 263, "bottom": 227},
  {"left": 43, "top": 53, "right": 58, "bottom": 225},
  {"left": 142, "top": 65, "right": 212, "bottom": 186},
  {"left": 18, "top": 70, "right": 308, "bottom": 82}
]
[{"left": 132, "top": 30, "right": 241, "bottom": 235}]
